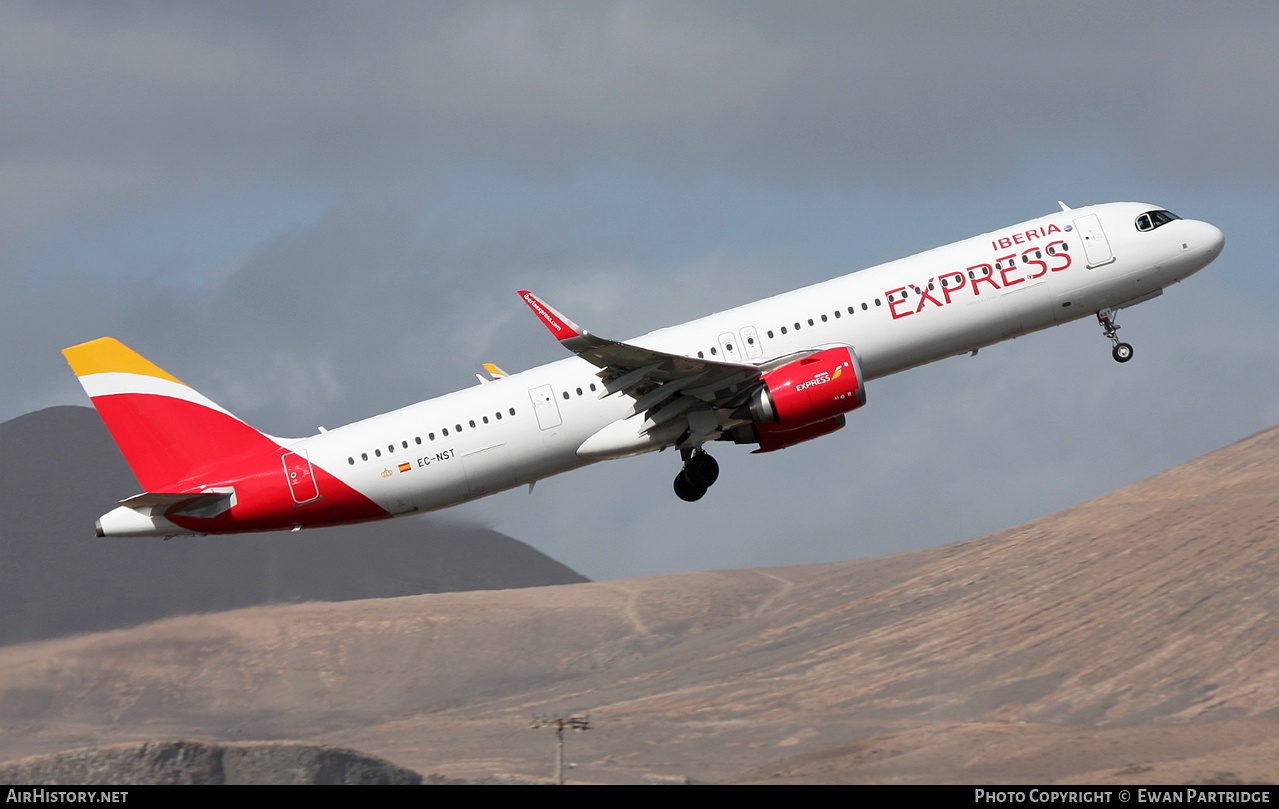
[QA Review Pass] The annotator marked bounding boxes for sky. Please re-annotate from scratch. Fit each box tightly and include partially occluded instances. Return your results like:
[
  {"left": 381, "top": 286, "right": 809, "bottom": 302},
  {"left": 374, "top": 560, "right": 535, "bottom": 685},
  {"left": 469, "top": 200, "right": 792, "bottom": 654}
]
[{"left": 3, "top": 2, "right": 1277, "bottom": 581}]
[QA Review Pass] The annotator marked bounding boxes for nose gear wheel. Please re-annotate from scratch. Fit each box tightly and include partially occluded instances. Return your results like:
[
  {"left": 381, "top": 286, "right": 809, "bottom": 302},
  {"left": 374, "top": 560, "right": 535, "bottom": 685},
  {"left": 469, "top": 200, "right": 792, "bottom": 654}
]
[{"left": 1097, "top": 308, "right": 1134, "bottom": 363}]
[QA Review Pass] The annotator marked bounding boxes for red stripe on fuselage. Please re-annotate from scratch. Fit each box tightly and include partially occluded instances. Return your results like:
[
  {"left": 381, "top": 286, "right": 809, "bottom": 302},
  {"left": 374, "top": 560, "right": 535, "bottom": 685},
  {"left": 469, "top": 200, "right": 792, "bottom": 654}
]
[
  {"left": 164, "top": 458, "right": 389, "bottom": 534},
  {"left": 91, "top": 393, "right": 388, "bottom": 532}
]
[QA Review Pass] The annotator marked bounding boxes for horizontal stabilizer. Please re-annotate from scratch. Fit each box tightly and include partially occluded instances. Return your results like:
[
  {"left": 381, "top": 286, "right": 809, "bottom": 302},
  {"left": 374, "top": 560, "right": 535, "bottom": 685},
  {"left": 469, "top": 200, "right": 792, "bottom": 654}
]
[
  {"left": 477, "top": 362, "right": 510, "bottom": 384},
  {"left": 118, "top": 490, "right": 233, "bottom": 512},
  {"left": 98, "top": 489, "right": 236, "bottom": 536}
]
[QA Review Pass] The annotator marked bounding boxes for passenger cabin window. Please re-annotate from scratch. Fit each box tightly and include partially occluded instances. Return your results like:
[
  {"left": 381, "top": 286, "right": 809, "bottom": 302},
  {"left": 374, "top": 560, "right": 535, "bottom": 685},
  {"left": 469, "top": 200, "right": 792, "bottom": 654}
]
[{"left": 1135, "top": 209, "right": 1180, "bottom": 232}]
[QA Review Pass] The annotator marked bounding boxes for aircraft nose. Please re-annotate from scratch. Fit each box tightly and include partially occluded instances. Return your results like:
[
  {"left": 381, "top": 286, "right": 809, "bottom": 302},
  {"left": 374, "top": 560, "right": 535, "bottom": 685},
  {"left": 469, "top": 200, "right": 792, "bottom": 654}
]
[
  {"left": 1186, "top": 219, "right": 1224, "bottom": 257},
  {"left": 1202, "top": 222, "right": 1225, "bottom": 257}
]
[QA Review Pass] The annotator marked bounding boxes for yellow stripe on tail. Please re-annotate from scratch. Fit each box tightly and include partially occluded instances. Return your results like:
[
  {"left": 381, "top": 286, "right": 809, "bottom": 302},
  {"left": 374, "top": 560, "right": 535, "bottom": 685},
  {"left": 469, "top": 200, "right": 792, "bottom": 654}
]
[{"left": 62, "top": 337, "right": 184, "bottom": 384}]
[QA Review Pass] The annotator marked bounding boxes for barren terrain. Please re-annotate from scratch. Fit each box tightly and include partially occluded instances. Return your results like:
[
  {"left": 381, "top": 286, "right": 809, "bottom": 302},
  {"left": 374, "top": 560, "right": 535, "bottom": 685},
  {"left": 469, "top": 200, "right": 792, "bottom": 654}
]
[{"left": 3, "top": 425, "right": 1278, "bottom": 783}]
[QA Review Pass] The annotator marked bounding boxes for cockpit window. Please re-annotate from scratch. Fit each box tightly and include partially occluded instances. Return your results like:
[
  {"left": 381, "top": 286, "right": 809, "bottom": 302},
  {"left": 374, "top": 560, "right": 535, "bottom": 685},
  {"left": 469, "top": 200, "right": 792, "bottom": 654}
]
[{"left": 1135, "top": 209, "right": 1181, "bottom": 232}]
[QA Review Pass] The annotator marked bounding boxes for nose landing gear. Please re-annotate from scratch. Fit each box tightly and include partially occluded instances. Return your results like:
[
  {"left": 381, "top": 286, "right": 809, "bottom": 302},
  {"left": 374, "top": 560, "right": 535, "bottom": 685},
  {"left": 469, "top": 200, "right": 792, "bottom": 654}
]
[
  {"left": 673, "top": 448, "right": 719, "bottom": 502},
  {"left": 1097, "top": 308, "right": 1134, "bottom": 363}
]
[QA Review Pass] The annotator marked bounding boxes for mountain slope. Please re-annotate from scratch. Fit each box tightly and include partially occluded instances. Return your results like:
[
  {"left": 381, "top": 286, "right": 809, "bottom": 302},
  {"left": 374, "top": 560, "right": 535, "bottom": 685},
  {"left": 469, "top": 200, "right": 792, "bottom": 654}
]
[
  {"left": 0, "top": 406, "right": 587, "bottom": 645},
  {"left": 2, "top": 423, "right": 1277, "bottom": 783}
]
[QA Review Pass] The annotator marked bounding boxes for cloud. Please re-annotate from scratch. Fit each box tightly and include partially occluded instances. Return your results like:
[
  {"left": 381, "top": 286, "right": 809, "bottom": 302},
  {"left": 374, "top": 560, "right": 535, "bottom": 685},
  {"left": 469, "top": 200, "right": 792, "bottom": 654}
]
[
  {"left": 6, "top": 3, "right": 1279, "bottom": 195},
  {"left": 3, "top": 2, "right": 1276, "bottom": 579}
]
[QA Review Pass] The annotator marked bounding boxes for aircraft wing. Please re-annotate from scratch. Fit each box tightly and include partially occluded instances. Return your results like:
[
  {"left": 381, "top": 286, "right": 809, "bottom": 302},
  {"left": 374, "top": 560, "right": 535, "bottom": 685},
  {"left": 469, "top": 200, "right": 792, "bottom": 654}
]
[{"left": 518, "top": 290, "right": 763, "bottom": 412}]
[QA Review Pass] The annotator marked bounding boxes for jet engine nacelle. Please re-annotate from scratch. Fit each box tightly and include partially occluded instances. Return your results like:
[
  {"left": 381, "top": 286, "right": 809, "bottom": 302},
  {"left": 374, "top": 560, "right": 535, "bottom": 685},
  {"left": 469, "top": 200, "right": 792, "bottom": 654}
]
[
  {"left": 751, "top": 414, "right": 847, "bottom": 453},
  {"left": 749, "top": 345, "right": 866, "bottom": 428}
]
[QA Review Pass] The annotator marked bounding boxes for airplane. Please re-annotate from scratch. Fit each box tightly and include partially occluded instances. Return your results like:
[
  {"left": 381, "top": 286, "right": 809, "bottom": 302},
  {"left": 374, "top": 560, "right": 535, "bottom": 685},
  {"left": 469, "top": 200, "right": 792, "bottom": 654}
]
[{"left": 64, "top": 201, "right": 1224, "bottom": 537}]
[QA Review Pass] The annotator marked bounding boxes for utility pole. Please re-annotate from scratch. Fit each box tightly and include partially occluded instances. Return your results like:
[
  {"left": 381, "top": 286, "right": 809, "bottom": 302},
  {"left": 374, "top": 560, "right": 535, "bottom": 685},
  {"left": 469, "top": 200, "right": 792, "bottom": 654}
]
[{"left": 530, "top": 713, "right": 591, "bottom": 784}]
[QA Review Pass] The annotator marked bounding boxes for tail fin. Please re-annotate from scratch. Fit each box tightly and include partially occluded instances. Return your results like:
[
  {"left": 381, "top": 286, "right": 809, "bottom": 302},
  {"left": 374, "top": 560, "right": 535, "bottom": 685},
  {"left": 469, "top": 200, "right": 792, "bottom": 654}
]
[{"left": 62, "top": 338, "right": 281, "bottom": 491}]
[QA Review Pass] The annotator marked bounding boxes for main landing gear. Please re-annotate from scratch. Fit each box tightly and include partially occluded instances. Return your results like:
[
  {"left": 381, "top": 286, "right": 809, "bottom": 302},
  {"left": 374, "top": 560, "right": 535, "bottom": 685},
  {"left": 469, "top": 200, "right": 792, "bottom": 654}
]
[
  {"left": 1097, "top": 308, "right": 1134, "bottom": 363},
  {"left": 673, "top": 448, "right": 719, "bottom": 502}
]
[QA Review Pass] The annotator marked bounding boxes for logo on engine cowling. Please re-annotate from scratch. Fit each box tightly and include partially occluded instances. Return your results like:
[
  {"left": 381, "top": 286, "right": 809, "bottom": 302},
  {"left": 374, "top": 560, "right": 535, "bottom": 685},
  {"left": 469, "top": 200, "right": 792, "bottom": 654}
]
[{"left": 794, "top": 365, "right": 842, "bottom": 392}]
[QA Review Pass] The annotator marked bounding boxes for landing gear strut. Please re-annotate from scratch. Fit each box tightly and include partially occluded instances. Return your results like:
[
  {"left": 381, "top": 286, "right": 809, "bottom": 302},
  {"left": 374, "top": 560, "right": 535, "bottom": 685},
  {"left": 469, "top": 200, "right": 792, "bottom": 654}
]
[
  {"left": 673, "top": 448, "right": 719, "bottom": 502},
  {"left": 1097, "top": 308, "right": 1134, "bottom": 363}
]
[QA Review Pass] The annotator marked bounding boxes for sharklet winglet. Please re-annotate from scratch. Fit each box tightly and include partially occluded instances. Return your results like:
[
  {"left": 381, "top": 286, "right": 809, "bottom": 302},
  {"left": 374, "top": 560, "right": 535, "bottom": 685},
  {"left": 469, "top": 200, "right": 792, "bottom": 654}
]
[{"left": 518, "top": 290, "right": 583, "bottom": 341}]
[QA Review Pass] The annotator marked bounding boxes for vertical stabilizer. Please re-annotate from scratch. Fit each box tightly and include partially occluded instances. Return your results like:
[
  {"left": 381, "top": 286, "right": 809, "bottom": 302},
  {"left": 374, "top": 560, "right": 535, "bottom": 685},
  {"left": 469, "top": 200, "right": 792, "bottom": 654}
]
[{"left": 62, "top": 338, "right": 281, "bottom": 491}]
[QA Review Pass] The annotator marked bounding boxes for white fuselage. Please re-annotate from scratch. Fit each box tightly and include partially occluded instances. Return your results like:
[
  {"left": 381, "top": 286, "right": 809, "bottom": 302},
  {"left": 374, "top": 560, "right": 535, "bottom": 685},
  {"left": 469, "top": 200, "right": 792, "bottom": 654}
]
[{"left": 289, "top": 202, "right": 1224, "bottom": 517}]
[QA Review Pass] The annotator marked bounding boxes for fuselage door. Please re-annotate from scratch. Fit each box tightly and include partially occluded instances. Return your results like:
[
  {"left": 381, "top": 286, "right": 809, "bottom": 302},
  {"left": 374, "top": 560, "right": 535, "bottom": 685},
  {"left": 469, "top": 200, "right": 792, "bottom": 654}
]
[
  {"left": 282, "top": 450, "right": 321, "bottom": 504},
  {"left": 739, "top": 326, "right": 763, "bottom": 359},
  {"left": 718, "top": 332, "right": 742, "bottom": 363},
  {"left": 529, "top": 384, "right": 563, "bottom": 431},
  {"left": 1073, "top": 214, "right": 1115, "bottom": 268}
]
